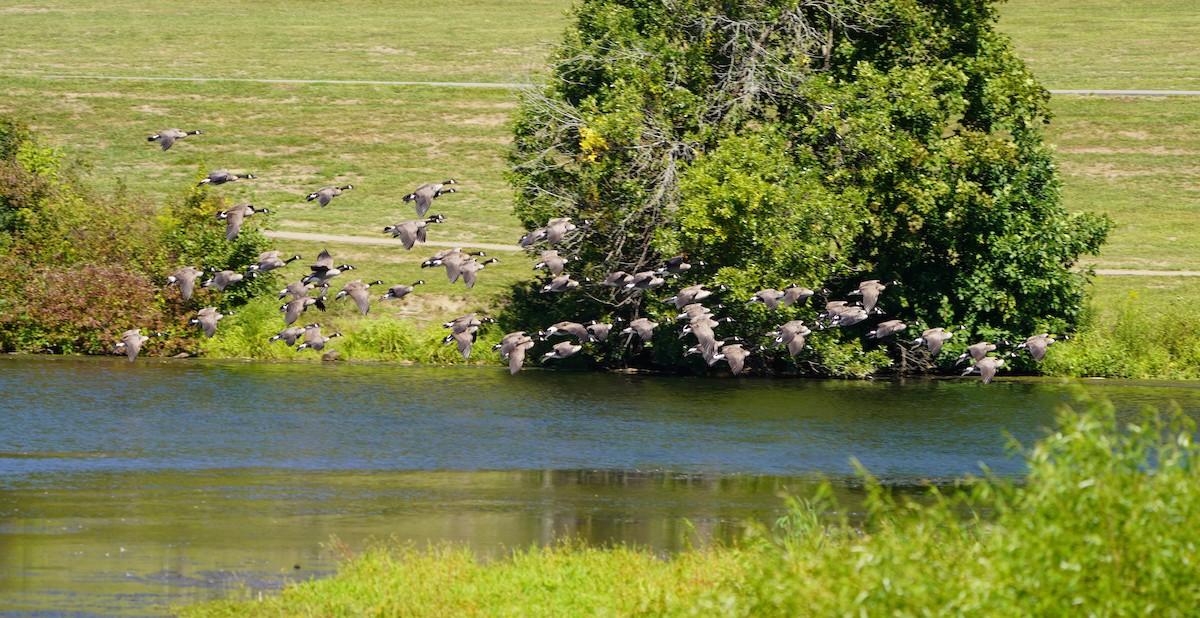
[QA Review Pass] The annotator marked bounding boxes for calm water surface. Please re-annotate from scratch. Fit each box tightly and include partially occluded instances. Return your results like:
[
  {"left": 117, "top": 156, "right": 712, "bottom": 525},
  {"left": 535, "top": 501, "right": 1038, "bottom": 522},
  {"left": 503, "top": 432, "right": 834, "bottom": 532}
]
[{"left": 2, "top": 356, "right": 1198, "bottom": 616}]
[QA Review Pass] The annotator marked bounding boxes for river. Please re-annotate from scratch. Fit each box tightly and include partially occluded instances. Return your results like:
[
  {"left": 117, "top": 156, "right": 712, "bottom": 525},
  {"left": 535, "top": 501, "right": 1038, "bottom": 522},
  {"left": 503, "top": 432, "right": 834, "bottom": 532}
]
[{"left": 2, "top": 356, "right": 1197, "bottom": 616}]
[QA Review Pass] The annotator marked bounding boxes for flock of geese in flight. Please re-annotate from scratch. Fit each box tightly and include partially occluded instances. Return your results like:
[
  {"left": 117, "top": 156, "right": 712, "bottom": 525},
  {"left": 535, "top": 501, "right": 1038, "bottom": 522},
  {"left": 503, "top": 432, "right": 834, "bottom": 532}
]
[{"left": 116, "top": 127, "right": 1063, "bottom": 382}]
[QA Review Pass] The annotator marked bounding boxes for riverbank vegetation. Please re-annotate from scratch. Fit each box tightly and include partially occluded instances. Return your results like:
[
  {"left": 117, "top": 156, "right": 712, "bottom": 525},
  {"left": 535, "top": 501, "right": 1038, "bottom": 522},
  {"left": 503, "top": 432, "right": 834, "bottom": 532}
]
[
  {"left": 1044, "top": 276, "right": 1200, "bottom": 380},
  {"left": 181, "top": 396, "right": 1200, "bottom": 616},
  {"left": 0, "top": 117, "right": 276, "bottom": 354},
  {"left": 0, "top": 0, "right": 1196, "bottom": 379}
]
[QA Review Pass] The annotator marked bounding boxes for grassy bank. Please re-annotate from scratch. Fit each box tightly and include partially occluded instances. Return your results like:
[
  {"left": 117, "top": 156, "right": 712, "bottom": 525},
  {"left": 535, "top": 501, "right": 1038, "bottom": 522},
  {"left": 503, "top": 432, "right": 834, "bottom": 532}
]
[
  {"left": 1046, "top": 275, "right": 1200, "bottom": 380},
  {"left": 181, "top": 397, "right": 1200, "bottom": 616}
]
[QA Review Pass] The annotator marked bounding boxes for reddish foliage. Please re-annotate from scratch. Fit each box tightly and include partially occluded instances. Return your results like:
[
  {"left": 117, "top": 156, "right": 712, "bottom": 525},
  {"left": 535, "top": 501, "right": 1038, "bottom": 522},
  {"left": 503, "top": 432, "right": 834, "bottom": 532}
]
[{"left": 0, "top": 262, "right": 185, "bottom": 355}]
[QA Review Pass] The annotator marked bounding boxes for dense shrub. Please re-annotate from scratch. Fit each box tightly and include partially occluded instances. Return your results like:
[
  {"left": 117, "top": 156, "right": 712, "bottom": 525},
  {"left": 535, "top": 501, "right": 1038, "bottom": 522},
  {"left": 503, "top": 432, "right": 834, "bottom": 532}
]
[
  {"left": 0, "top": 115, "right": 273, "bottom": 355},
  {"left": 507, "top": 0, "right": 1112, "bottom": 376}
]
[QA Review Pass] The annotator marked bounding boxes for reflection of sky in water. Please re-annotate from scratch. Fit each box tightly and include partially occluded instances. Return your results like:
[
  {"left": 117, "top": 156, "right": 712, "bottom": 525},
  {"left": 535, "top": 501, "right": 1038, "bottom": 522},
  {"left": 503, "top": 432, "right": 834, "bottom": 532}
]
[
  {"left": 1, "top": 357, "right": 1197, "bottom": 616},
  {"left": 2, "top": 358, "right": 1198, "bottom": 480}
]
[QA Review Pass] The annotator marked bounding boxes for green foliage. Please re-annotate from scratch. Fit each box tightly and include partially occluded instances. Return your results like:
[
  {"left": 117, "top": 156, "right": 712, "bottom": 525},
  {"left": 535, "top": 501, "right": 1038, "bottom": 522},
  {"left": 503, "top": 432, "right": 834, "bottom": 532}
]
[
  {"left": 181, "top": 397, "right": 1200, "bottom": 616},
  {"left": 507, "top": 0, "right": 1111, "bottom": 376},
  {"left": 0, "top": 115, "right": 274, "bottom": 355},
  {"left": 160, "top": 179, "right": 278, "bottom": 310},
  {"left": 1041, "top": 291, "right": 1200, "bottom": 380}
]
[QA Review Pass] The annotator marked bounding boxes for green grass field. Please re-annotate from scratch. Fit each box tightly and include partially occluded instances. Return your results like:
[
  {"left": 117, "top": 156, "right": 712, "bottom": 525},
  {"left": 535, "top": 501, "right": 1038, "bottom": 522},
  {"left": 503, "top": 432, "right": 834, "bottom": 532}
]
[
  {"left": 1001, "top": 0, "right": 1200, "bottom": 91},
  {"left": 1, "top": 0, "right": 1197, "bottom": 343},
  {"left": 0, "top": 0, "right": 568, "bottom": 84}
]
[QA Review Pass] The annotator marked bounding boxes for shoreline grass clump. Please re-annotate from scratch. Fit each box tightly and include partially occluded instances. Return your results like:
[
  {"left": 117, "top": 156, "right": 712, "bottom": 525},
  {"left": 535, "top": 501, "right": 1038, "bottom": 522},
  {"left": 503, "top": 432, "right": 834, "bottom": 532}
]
[
  {"left": 180, "top": 395, "right": 1200, "bottom": 617},
  {"left": 1042, "top": 288, "right": 1200, "bottom": 380}
]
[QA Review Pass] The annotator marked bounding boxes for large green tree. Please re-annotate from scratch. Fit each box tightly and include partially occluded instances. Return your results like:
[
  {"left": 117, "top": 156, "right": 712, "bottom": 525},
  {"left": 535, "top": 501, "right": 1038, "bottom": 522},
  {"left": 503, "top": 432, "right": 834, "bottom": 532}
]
[{"left": 507, "top": 0, "right": 1110, "bottom": 376}]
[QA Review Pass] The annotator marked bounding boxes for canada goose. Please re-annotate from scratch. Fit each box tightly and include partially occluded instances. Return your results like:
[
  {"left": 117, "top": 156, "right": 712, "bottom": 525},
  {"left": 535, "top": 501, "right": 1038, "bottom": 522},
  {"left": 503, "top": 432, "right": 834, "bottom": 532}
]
[
  {"left": 683, "top": 334, "right": 742, "bottom": 364},
  {"left": 269, "top": 325, "right": 309, "bottom": 346},
  {"left": 201, "top": 270, "right": 245, "bottom": 292},
  {"left": 494, "top": 331, "right": 532, "bottom": 359},
  {"left": 600, "top": 271, "right": 634, "bottom": 288},
  {"left": 667, "top": 284, "right": 720, "bottom": 310},
  {"left": 519, "top": 226, "right": 547, "bottom": 248},
  {"left": 685, "top": 343, "right": 720, "bottom": 365},
  {"left": 443, "top": 326, "right": 479, "bottom": 360},
  {"left": 197, "top": 169, "right": 256, "bottom": 187},
  {"left": 335, "top": 279, "right": 384, "bottom": 315},
  {"left": 716, "top": 343, "right": 753, "bottom": 375},
  {"left": 867, "top": 319, "right": 912, "bottom": 340},
  {"left": 423, "top": 249, "right": 485, "bottom": 283},
  {"left": 383, "top": 215, "right": 445, "bottom": 250},
  {"left": 114, "top": 328, "right": 161, "bottom": 361},
  {"left": 443, "top": 313, "right": 496, "bottom": 334},
  {"left": 189, "top": 306, "right": 231, "bottom": 338},
  {"left": 820, "top": 300, "right": 852, "bottom": 317},
  {"left": 585, "top": 319, "right": 618, "bottom": 342},
  {"left": 278, "top": 280, "right": 317, "bottom": 300},
  {"left": 625, "top": 271, "right": 666, "bottom": 291},
  {"left": 459, "top": 257, "right": 499, "bottom": 289},
  {"left": 281, "top": 295, "right": 327, "bottom": 325},
  {"left": 249, "top": 251, "right": 301, "bottom": 274},
  {"left": 540, "top": 321, "right": 593, "bottom": 343},
  {"left": 306, "top": 184, "right": 354, "bottom": 207},
  {"left": 539, "top": 218, "right": 578, "bottom": 247},
  {"left": 494, "top": 331, "right": 536, "bottom": 374},
  {"left": 217, "top": 203, "right": 270, "bottom": 241},
  {"left": 657, "top": 255, "right": 703, "bottom": 275},
  {"left": 677, "top": 303, "right": 719, "bottom": 320},
  {"left": 425, "top": 247, "right": 474, "bottom": 266},
  {"left": 963, "top": 356, "right": 1005, "bottom": 384},
  {"left": 380, "top": 280, "right": 424, "bottom": 301},
  {"left": 533, "top": 250, "right": 578, "bottom": 276},
  {"left": 779, "top": 284, "right": 818, "bottom": 307},
  {"left": 620, "top": 317, "right": 658, "bottom": 343},
  {"left": 956, "top": 341, "right": 997, "bottom": 365},
  {"left": 769, "top": 320, "right": 812, "bottom": 356},
  {"left": 910, "top": 326, "right": 963, "bottom": 356},
  {"left": 404, "top": 180, "right": 457, "bottom": 217},
  {"left": 506, "top": 336, "right": 536, "bottom": 374},
  {"left": 849, "top": 280, "right": 897, "bottom": 314},
  {"left": 685, "top": 323, "right": 740, "bottom": 363},
  {"left": 148, "top": 128, "right": 201, "bottom": 151},
  {"left": 521, "top": 217, "right": 583, "bottom": 247},
  {"left": 542, "top": 340, "right": 582, "bottom": 362},
  {"left": 301, "top": 323, "right": 324, "bottom": 346},
  {"left": 829, "top": 307, "right": 870, "bottom": 327},
  {"left": 1015, "top": 333, "right": 1067, "bottom": 362},
  {"left": 302, "top": 249, "right": 355, "bottom": 286},
  {"left": 297, "top": 330, "right": 342, "bottom": 352},
  {"left": 541, "top": 274, "right": 583, "bottom": 293},
  {"left": 166, "top": 265, "right": 205, "bottom": 301},
  {"left": 746, "top": 288, "right": 783, "bottom": 311},
  {"left": 681, "top": 314, "right": 734, "bottom": 335},
  {"left": 680, "top": 317, "right": 735, "bottom": 358}
]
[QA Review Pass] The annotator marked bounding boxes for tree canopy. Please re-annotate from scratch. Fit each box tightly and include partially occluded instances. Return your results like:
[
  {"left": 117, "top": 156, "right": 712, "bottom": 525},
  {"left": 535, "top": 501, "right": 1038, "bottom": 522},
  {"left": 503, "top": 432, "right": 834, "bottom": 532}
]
[{"left": 507, "top": 0, "right": 1111, "bottom": 376}]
